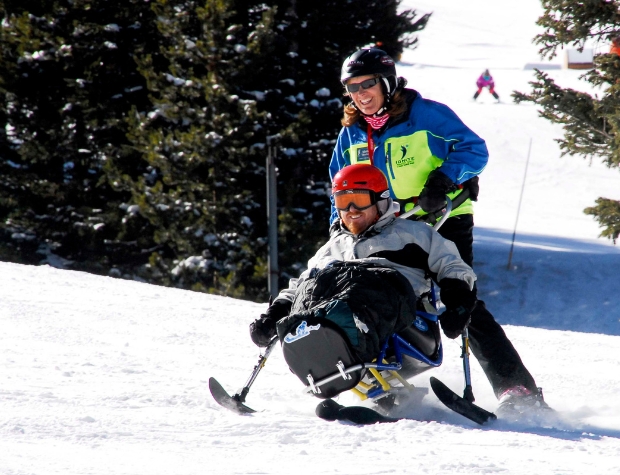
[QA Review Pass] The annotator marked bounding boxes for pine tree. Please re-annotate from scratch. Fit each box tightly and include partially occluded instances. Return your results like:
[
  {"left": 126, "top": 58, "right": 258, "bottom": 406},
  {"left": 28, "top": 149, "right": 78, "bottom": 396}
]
[
  {"left": 0, "top": 0, "right": 430, "bottom": 300},
  {"left": 214, "top": 0, "right": 430, "bottom": 297},
  {"left": 513, "top": 0, "right": 620, "bottom": 243},
  {"left": 112, "top": 0, "right": 273, "bottom": 298},
  {"left": 106, "top": 0, "right": 430, "bottom": 300},
  {"left": 0, "top": 0, "right": 160, "bottom": 268}
]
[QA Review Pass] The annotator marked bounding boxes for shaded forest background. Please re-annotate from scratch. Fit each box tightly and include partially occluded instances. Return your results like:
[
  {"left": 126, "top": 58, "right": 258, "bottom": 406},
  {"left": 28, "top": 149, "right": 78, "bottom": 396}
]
[{"left": 0, "top": 0, "right": 429, "bottom": 301}]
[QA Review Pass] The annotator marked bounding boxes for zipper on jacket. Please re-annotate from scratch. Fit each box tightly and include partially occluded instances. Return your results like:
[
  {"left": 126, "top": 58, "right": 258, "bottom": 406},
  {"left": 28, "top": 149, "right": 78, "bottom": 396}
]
[{"left": 386, "top": 142, "right": 396, "bottom": 180}]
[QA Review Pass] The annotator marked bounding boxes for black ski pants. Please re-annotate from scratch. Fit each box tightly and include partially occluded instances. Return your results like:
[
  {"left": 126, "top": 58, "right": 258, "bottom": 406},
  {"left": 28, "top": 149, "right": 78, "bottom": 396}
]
[{"left": 436, "top": 214, "right": 538, "bottom": 398}]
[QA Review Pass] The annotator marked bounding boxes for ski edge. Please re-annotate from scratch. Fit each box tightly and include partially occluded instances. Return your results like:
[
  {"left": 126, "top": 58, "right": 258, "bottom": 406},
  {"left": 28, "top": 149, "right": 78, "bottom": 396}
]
[
  {"left": 430, "top": 376, "right": 497, "bottom": 425},
  {"left": 338, "top": 406, "right": 400, "bottom": 425},
  {"left": 209, "top": 377, "right": 256, "bottom": 414}
]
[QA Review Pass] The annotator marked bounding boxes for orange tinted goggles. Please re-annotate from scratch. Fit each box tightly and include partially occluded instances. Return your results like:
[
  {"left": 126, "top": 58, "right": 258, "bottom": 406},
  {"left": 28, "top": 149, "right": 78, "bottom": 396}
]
[{"left": 334, "top": 190, "right": 375, "bottom": 211}]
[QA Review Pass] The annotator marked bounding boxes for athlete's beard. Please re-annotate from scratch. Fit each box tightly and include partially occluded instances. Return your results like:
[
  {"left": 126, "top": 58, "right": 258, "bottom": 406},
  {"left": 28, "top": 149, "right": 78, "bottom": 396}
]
[
  {"left": 345, "top": 219, "right": 369, "bottom": 235},
  {"left": 340, "top": 206, "right": 379, "bottom": 236}
]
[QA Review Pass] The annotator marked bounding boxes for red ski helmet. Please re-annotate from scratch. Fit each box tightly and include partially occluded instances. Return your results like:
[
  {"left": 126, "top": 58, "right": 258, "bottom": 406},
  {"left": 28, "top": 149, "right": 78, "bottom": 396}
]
[
  {"left": 332, "top": 164, "right": 388, "bottom": 194},
  {"left": 332, "top": 164, "right": 390, "bottom": 212}
]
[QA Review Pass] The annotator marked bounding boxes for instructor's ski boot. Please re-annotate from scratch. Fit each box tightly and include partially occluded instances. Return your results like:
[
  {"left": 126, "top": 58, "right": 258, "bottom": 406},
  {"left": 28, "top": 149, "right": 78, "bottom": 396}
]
[{"left": 497, "top": 386, "right": 550, "bottom": 415}]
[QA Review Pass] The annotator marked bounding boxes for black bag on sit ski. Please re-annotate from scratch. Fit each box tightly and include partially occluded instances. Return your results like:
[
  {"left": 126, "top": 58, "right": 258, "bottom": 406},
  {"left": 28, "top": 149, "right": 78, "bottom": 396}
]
[
  {"left": 278, "top": 312, "right": 362, "bottom": 398},
  {"left": 276, "top": 261, "right": 418, "bottom": 398}
]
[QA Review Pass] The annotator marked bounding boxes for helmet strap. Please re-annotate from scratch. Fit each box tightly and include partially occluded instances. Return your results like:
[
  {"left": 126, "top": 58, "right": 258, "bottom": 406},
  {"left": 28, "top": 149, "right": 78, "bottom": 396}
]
[
  {"left": 352, "top": 101, "right": 387, "bottom": 118},
  {"left": 382, "top": 77, "right": 393, "bottom": 96},
  {"left": 361, "top": 107, "right": 387, "bottom": 118},
  {"left": 371, "top": 76, "right": 399, "bottom": 117}
]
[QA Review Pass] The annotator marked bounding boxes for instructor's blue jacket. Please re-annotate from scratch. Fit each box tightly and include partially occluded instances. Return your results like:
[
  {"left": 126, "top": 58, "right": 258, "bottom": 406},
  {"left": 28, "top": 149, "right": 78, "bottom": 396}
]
[{"left": 329, "top": 89, "right": 488, "bottom": 224}]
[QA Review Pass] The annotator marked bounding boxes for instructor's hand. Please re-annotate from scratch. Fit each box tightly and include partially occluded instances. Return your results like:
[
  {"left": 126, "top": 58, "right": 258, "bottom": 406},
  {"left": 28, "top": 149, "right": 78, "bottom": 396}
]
[{"left": 418, "top": 170, "right": 456, "bottom": 213}]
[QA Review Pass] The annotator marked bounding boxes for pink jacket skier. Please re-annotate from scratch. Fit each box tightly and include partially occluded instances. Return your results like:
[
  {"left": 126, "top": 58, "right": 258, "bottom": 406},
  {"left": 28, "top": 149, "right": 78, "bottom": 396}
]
[{"left": 474, "top": 69, "right": 499, "bottom": 101}]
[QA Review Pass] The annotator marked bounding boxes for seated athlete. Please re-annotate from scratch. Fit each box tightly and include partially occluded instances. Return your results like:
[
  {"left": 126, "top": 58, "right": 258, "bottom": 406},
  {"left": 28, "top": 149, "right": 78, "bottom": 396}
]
[{"left": 250, "top": 164, "right": 476, "bottom": 350}]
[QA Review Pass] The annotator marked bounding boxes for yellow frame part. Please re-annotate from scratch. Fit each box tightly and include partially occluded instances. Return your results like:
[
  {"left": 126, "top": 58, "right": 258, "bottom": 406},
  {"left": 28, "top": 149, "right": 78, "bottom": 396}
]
[{"left": 350, "top": 359, "right": 415, "bottom": 401}]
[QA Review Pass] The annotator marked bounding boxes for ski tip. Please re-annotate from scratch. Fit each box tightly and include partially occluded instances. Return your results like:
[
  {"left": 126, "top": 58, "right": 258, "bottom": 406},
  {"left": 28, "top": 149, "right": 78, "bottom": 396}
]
[
  {"left": 316, "top": 399, "right": 344, "bottom": 421},
  {"left": 208, "top": 376, "right": 227, "bottom": 396},
  {"left": 209, "top": 377, "right": 256, "bottom": 414},
  {"left": 429, "top": 376, "right": 496, "bottom": 425},
  {"left": 429, "top": 376, "right": 448, "bottom": 394}
]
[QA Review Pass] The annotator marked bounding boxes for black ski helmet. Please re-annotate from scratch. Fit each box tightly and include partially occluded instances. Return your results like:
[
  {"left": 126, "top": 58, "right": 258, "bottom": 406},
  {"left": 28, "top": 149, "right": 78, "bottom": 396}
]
[
  {"left": 341, "top": 48, "right": 396, "bottom": 83},
  {"left": 340, "top": 48, "right": 401, "bottom": 109}
]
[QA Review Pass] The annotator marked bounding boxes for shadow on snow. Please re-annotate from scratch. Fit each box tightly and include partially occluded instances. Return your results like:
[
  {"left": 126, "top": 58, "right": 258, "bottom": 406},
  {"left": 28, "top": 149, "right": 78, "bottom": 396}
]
[{"left": 473, "top": 227, "right": 620, "bottom": 336}]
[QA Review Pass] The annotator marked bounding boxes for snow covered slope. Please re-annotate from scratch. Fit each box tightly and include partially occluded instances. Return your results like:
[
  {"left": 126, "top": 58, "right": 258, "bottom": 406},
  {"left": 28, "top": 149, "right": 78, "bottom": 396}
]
[{"left": 1, "top": 258, "right": 620, "bottom": 475}]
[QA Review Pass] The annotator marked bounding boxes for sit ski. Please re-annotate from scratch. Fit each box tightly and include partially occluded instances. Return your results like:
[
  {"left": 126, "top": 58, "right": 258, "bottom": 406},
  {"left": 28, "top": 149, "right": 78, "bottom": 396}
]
[
  {"left": 209, "top": 196, "right": 496, "bottom": 426},
  {"left": 208, "top": 327, "right": 496, "bottom": 426}
]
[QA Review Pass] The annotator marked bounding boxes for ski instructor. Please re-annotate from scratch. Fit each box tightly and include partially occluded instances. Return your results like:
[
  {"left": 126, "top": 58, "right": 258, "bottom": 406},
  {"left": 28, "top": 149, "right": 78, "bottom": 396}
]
[{"left": 327, "top": 48, "right": 546, "bottom": 413}]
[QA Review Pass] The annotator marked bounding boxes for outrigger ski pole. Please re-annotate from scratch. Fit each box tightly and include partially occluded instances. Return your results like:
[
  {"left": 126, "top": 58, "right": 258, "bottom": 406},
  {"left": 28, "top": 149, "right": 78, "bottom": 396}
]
[
  {"left": 461, "top": 327, "right": 476, "bottom": 403},
  {"left": 209, "top": 335, "right": 279, "bottom": 414}
]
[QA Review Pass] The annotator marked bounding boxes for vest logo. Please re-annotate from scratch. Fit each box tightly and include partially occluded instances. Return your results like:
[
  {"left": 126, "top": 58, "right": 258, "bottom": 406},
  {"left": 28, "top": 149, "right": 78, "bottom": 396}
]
[
  {"left": 395, "top": 156, "right": 416, "bottom": 167},
  {"left": 414, "top": 316, "right": 428, "bottom": 332},
  {"left": 284, "top": 321, "right": 321, "bottom": 343},
  {"left": 393, "top": 145, "right": 415, "bottom": 167}
]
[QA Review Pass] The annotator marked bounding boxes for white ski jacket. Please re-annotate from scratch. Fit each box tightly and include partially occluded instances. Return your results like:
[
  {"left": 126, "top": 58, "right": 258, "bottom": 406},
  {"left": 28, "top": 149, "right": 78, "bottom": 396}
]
[{"left": 276, "top": 202, "right": 476, "bottom": 306}]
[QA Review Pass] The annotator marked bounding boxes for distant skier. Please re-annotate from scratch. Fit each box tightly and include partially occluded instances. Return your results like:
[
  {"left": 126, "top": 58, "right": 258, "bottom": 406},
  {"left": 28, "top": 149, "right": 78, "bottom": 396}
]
[{"left": 474, "top": 69, "right": 500, "bottom": 102}]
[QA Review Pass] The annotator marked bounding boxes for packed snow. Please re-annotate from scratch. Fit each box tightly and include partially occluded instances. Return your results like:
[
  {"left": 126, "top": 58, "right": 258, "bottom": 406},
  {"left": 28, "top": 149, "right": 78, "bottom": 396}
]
[{"left": 2, "top": 0, "right": 620, "bottom": 474}]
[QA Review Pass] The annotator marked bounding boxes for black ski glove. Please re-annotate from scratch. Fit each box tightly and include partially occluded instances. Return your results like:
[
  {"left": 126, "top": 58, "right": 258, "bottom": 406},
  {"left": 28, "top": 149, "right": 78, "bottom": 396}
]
[
  {"left": 418, "top": 169, "right": 457, "bottom": 213},
  {"left": 249, "top": 299, "right": 292, "bottom": 347},
  {"left": 439, "top": 305, "right": 473, "bottom": 339},
  {"left": 438, "top": 278, "right": 477, "bottom": 339},
  {"left": 249, "top": 315, "right": 277, "bottom": 347},
  {"left": 464, "top": 176, "right": 479, "bottom": 201}
]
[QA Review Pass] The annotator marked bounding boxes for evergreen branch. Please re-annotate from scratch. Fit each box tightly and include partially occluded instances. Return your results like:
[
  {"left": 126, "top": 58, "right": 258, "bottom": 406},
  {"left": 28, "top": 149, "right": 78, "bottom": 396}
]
[{"left": 585, "top": 198, "right": 620, "bottom": 244}]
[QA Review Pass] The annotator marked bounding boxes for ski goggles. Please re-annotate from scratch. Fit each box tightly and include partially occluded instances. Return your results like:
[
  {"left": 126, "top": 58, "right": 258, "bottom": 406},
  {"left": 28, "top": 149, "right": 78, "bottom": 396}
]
[
  {"left": 345, "top": 77, "right": 381, "bottom": 94},
  {"left": 334, "top": 189, "right": 377, "bottom": 211}
]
